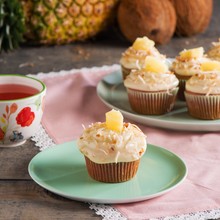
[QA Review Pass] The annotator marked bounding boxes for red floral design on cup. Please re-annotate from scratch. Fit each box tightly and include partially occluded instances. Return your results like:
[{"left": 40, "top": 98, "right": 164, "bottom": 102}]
[
  {"left": 16, "top": 107, "right": 35, "bottom": 127},
  {"left": 0, "top": 128, "right": 4, "bottom": 140}
]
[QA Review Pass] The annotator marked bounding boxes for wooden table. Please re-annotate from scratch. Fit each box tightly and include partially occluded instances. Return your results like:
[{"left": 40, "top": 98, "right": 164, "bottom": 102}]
[{"left": 1, "top": 1, "right": 220, "bottom": 219}]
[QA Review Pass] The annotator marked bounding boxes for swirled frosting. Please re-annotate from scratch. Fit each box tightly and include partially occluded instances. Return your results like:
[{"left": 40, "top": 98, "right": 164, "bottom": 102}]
[
  {"left": 77, "top": 122, "right": 147, "bottom": 164},
  {"left": 124, "top": 69, "right": 179, "bottom": 92},
  {"left": 120, "top": 46, "right": 165, "bottom": 69},
  {"left": 171, "top": 57, "right": 209, "bottom": 76},
  {"left": 186, "top": 73, "right": 220, "bottom": 95}
]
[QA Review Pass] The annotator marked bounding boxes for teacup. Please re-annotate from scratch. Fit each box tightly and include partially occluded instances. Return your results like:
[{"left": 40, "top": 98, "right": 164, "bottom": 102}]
[{"left": 0, "top": 74, "right": 46, "bottom": 147}]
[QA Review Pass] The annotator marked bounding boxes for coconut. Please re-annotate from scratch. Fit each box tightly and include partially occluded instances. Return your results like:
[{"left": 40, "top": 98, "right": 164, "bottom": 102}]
[{"left": 117, "top": 0, "right": 176, "bottom": 45}]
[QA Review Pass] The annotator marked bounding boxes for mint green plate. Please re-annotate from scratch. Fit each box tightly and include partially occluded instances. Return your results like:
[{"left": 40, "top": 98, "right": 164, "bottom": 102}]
[
  {"left": 97, "top": 71, "right": 220, "bottom": 132},
  {"left": 28, "top": 141, "right": 187, "bottom": 204}
]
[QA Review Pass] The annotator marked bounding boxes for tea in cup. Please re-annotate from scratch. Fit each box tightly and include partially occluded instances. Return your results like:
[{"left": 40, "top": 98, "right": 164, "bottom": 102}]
[{"left": 0, "top": 74, "right": 46, "bottom": 147}]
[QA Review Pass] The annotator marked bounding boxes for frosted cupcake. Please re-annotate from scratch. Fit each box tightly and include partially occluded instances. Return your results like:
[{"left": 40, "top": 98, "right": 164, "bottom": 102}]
[
  {"left": 77, "top": 109, "right": 147, "bottom": 183},
  {"left": 207, "top": 39, "right": 220, "bottom": 61},
  {"left": 124, "top": 56, "right": 179, "bottom": 115},
  {"left": 120, "top": 36, "right": 166, "bottom": 80},
  {"left": 171, "top": 47, "right": 208, "bottom": 100},
  {"left": 185, "top": 61, "right": 220, "bottom": 119}
]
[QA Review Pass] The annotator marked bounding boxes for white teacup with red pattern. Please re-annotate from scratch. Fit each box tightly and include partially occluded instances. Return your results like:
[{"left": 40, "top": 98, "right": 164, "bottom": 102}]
[{"left": 0, "top": 74, "right": 46, "bottom": 147}]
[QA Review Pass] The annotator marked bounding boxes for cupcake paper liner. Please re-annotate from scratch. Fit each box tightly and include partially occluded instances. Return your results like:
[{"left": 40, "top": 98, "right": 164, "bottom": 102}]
[
  {"left": 174, "top": 73, "right": 192, "bottom": 101},
  {"left": 178, "top": 79, "right": 187, "bottom": 101},
  {"left": 185, "top": 91, "right": 220, "bottom": 119},
  {"left": 84, "top": 157, "right": 140, "bottom": 183},
  {"left": 126, "top": 87, "right": 178, "bottom": 115}
]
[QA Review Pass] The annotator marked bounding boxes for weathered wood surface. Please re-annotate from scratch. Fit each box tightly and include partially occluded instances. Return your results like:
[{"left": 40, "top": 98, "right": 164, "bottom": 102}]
[
  {"left": 0, "top": 181, "right": 101, "bottom": 220},
  {"left": 0, "top": 139, "right": 102, "bottom": 220},
  {"left": 0, "top": 0, "right": 220, "bottom": 219}
]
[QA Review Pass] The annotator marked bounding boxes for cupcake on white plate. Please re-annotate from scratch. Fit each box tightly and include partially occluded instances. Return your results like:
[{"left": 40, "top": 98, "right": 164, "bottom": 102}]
[
  {"left": 206, "top": 38, "right": 220, "bottom": 61},
  {"left": 77, "top": 109, "right": 147, "bottom": 183},
  {"left": 171, "top": 47, "right": 209, "bottom": 100},
  {"left": 124, "top": 56, "right": 179, "bottom": 115},
  {"left": 120, "top": 36, "right": 166, "bottom": 80},
  {"left": 185, "top": 60, "right": 220, "bottom": 120}
]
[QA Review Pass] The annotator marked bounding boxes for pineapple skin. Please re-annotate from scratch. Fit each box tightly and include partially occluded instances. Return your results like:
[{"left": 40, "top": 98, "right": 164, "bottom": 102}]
[{"left": 20, "top": 0, "right": 119, "bottom": 45}]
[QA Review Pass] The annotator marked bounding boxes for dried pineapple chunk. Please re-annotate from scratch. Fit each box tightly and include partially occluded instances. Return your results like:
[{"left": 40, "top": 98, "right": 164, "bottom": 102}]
[
  {"left": 132, "top": 36, "right": 155, "bottom": 51},
  {"left": 105, "top": 109, "right": 123, "bottom": 132},
  {"left": 179, "top": 47, "right": 204, "bottom": 60},
  {"left": 143, "top": 56, "right": 168, "bottom": 73},
  {"left": 201, "top": 60, "right": 220, "bottom": 71}
]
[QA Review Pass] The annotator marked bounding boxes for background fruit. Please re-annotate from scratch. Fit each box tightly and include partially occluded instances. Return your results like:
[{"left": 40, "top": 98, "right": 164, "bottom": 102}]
[
  {"left": 170, "top": 0, "right": 213, "bottom": 36},
  {"left": 20, "top": 0, "right": 119, "bottom": 45},
  {"left": 0, "top": 0, "right": 214, "bottom": 52},
  {"left": 117, "top": 0, "right": 177, "bottom": 45},
  {"left": 0, "top": 0, "right": 25, "bottom": 52}
]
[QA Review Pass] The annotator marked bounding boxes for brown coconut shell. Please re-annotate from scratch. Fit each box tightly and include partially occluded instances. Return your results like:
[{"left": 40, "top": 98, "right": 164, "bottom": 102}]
[
  {"left": 170, "top": 0, "right": 213, "bottom": 36},
  {"left": 117, "top": 0, "right": 177, "bottom": 45}
]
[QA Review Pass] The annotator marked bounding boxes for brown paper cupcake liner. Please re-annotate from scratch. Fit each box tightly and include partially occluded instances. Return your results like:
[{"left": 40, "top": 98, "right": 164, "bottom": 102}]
[
  {"left": 174, "top": 73, "right": 192, "bottom": 81},
  {"left": 185, "top": 91, "right": 220, "bottom": 119},
  {"left": 174, "top": 73, "right": 192, "bottom": 101},
  {"left": 177, "top": 79, "right": 186, "bottom": 101},
  {"left": 126, "top": 87, "right": 178, "bottom": 115},
  {"left": 84, "top": 157, "right": 140, "bottom": 183}
]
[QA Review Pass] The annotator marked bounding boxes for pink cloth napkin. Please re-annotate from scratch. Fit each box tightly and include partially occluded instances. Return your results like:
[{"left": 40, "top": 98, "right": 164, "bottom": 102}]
[{"left": 40, "top": 66, "right": 220, "bottom": 219}]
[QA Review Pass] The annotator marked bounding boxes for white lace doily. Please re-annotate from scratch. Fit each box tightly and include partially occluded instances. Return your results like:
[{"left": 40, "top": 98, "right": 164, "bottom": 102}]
[{"left": 30, "top": 65, "right": 220, "bottom": 220}]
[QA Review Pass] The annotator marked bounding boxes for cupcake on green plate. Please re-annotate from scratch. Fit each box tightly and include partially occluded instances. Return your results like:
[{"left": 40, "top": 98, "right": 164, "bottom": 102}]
[
  {"left": 124, "top": 56, "right": 179, "bottom": 115},
  {"left": 120, "top": 36, "right": 165, "bottom": 80},
  {"left": 171, "top": 47, "right": 208, "bottom": 100},
  {"left": 185, "top": 60, "right": 220, "bottom": 120},
  {"left": 77, "top": 109, "right": 147, "bottom": 183}
]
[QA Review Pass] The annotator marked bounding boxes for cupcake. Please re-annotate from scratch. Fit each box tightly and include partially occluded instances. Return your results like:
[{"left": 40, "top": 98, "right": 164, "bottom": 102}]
[
  {"left": 77, "top": 109, "right": 147, "bottom": 183},
  {"left": 120, "top": 36, "right": 166, "bottom": 80},
  {"left": 207, "top": 39, "right": 220, "bottom": 61},
  {"left": 185, "top": 61, "right": 220, "bottom": 119},
  {"left": 171, "top": 47, "right": 208, "bottom": 100},
  {"left": 124, "top": 56, "right": 179, "bottom": 115}
]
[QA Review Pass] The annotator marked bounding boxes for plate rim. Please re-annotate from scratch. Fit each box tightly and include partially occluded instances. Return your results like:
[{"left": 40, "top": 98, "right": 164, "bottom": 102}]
[
  {"left": 96, "top": 71, "right": 220, "bottom": 132},
  {"left": 28, "top": 141, "right": 187, "bottom": 204}
]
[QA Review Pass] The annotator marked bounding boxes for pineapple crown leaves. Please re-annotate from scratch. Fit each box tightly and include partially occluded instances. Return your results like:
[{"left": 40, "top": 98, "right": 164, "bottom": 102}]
[{"left": 0, "top": 0, "right": 26, "bottom": 53}]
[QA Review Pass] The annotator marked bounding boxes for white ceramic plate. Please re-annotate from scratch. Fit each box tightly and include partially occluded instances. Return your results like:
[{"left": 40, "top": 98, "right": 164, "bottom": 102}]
[
  {"left": 97, "top": 71, "right": 220, "bottom": 132},
  {"left": 29, "top": 141, "right": 187, "bottom": 204}
]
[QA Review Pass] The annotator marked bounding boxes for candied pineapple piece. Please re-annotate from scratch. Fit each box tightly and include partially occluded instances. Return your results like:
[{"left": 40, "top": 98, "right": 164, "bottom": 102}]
[
  {"left": 105, "top": 109, "right": 123, "bottom": 132},
  {"left": 201, "top": 60, "right": 220, "bottom": 71},
  {"left": 179, "top": 47, "right": 204, "bottom": 60},
  {"left": 132, "top": 36, "right": 155, "bottom": 51},
  {"left": 143, "top": 56, "right": 168, "bottom": 73}
]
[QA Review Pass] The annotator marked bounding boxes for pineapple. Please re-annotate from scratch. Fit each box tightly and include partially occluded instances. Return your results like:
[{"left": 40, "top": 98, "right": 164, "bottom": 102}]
[
  {"left": 105, "top": 109, "right": 123, "bottom": 132},
  {"left": 143, "top": 56, "right": 168, "bottom": 73},
  {"left": 179, "top": 47, "right": 204, "bottom": 60},
  {"left": 132, "top": 36, "right": 155, "bottom": 51},
  {"left": 0, "top": 0, "right": 25, "bottom": 52},
  {"left": 20, "top": 0, "right": 119, "bottom": 45},
  {"left": 201, "top": 60, "right": 220, "bottom": 71}
]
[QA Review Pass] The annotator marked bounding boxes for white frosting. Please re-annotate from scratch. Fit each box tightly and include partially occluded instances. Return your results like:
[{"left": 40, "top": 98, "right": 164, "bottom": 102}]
[
  {"left": 171, "top": 57, "right": 209, "bottom": 76},
  {"left": 124, "top": 69, "right": 179, "bottom": 92},
  {"left": 120, "top": 47, "right": 165, "bottom": 69},
  {"left": 77, "top": 122, "right": 147, "bottom": 164},
  {"left": 186, "top": 72, "right": 220, "bottom": 95}
]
